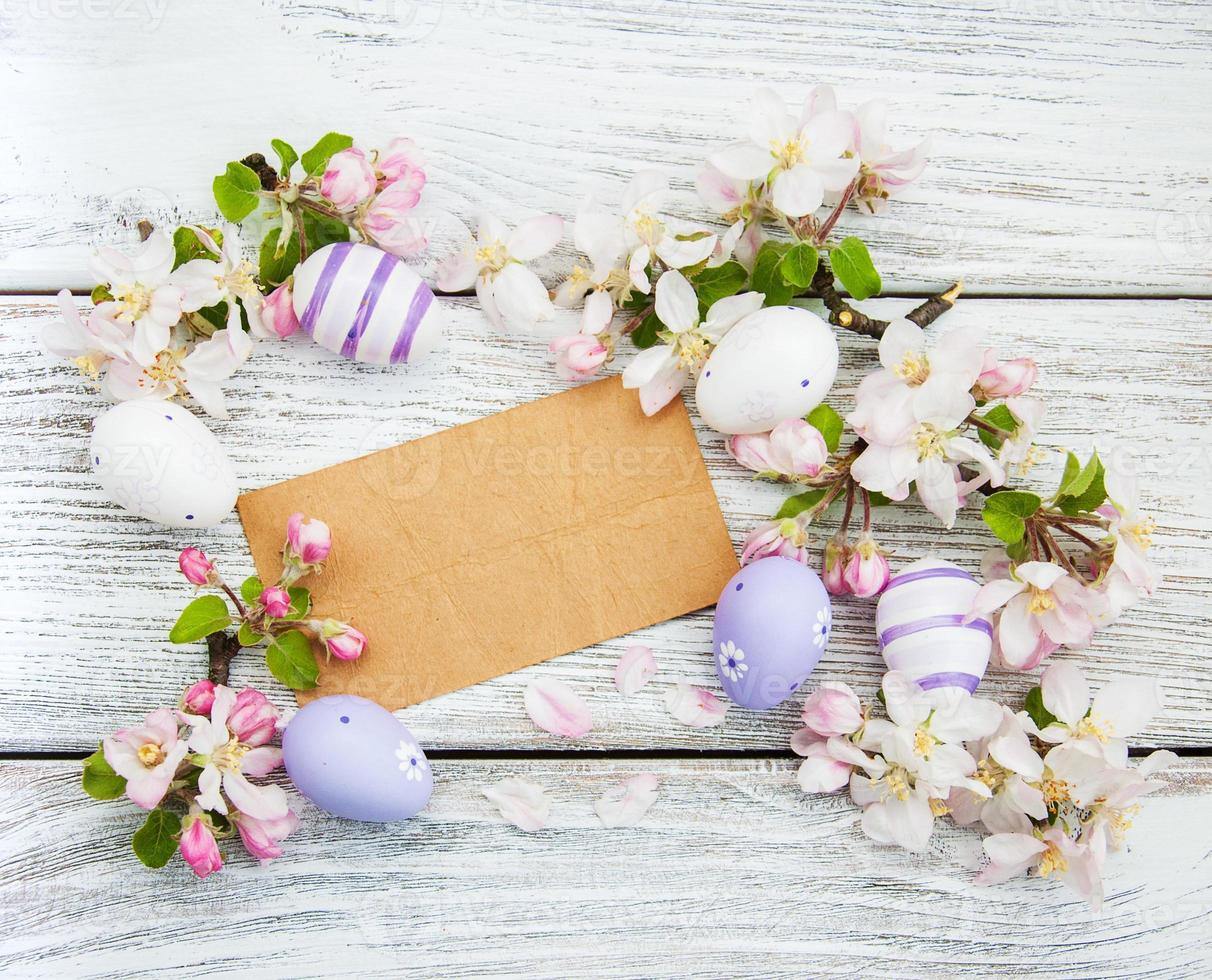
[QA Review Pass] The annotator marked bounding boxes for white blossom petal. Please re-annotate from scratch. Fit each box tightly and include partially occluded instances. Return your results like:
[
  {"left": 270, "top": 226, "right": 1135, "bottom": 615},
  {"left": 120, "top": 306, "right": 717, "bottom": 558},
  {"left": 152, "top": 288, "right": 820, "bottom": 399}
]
[
  {"left": 594, "top": 773, "right": 660, "bottom": 828},
  {"left": 524, "top": 678, "right": 593, "bottom": 738},
  {"left": 615, "top": 645, "right": 658, "bottom": 695},
  {"left": 483, "top": 777, "right": 551, "bottom": 832},
  {"left": 665, "top": 682, "right": 728, "bottom": 728}
]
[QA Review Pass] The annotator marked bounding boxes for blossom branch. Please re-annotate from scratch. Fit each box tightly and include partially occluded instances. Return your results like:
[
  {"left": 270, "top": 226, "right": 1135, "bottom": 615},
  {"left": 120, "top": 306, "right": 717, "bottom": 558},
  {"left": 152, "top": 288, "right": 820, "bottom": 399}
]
[{"left": 809, "top": 258, "right": 962, "bottom": 339}]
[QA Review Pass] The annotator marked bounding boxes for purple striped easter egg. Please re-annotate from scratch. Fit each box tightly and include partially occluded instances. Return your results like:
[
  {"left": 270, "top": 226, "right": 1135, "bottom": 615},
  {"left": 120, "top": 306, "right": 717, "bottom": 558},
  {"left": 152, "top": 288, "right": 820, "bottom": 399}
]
[
  {"left": 874, "top": 557, "right": 992, "bottom": 694},
  {"left": 292, "top": 242, "right": 443, "bottom": 365}
]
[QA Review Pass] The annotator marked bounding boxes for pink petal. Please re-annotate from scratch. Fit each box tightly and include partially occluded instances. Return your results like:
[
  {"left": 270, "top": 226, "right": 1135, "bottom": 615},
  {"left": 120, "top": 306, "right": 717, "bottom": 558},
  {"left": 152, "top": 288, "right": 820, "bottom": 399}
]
[
  {"left": 665, "top": 682, "right": 728, "bottom": 728},
  {"left": 594, "top": 773, "right": 660, "bottom": 828},
  {"left": 524, "top": 678, "right": 593, "bottom": 738},
  {"left": 615, "top": 645, "right": 658, "bottom": 695},
  {"left": 483, "top": 777, "right": 550, "bottom": 832}
]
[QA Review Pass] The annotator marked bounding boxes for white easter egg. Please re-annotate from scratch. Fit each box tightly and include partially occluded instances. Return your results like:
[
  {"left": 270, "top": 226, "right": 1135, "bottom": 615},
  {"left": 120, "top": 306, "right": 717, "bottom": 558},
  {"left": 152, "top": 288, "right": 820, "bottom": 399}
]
[
  {"left": 875, "top": 557, "right": 993, "bottom": 693},
  {"left": 292, "top": 242, "right": 443, "bottom": 364},
  {"left": 694, "top": 306, "right": 839, "bottom": 435},
  {"left": 89, "top": 401, "right": 237, "bottom": 528}
]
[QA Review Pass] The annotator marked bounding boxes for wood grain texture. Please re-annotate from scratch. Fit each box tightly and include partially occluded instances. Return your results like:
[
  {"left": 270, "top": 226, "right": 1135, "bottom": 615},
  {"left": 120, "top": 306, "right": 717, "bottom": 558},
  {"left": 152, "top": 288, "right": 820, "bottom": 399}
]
[
  {"left": 3, "top": 294, "right": 1209, "bottom": 753},
  {"left": 2, "top": 756, "right": 1210, "bottom": 978},
  {"left": 1, "top": 0, "right": 1210, "bottom": 294}
]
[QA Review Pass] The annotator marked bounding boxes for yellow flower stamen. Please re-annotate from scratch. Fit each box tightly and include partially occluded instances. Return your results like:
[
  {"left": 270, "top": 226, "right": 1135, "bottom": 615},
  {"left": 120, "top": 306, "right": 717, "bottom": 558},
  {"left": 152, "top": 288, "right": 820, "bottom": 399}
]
[
  {"left": 893, "top": 351, "right": 930, "bottom": 385},
  {"left": 137, "top": 743, "right": 167, "bottom": 768},
  {"left": 474, "top": 241, "right": 508, "bottom": 272},
  {"left": 1074, "top": 716, "right": 1111, "bottom": 742},
  {"left": 1027, "top": 586, "right": 1056, "bottom": 615},
  {"left": 885, "top": 766, "right": 912, "bottom": 802},
  {"left": 113, "top": 283, "right": 153, "bottom": 322},
  {"left": 929, "top": 797, "right": 950, "bottom": 817},
  {"left": 1036, "top": 841, "right": 1069, "bottom": 878},
  {"left": 770, "top": 138, "right": 806, "bottom": 169},
  {"left": 913, "top": 727, "right": 934, "bottom": 757},
  {"left": 1128, "top": 517, "right": 1156, "bottom": 550},
  {"left": 912, "top": 422, "right": 946, "bottom": 460},
  {"left": 1041, "top": 777, "right": 1071, "bottom": 805}
]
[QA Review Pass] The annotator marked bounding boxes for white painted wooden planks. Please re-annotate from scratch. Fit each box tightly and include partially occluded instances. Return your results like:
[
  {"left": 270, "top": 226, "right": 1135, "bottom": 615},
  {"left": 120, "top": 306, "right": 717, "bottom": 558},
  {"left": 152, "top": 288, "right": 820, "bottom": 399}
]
[
  {"left": 1, "top": 0, "right": 1211, "bottom": 293},
  {"left": 2, "top": 757, "right": 1210, "bottom": 978},
  {"left": 2, "top": 295, "right": 1209, "bottom": 752}
]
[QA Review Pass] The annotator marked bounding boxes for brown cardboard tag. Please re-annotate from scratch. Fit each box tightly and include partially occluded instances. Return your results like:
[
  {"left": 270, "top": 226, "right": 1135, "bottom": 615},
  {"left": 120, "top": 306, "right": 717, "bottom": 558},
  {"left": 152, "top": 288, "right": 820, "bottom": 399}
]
[{"left": 237, "top": 377, "right": 738, "bottom": 708}]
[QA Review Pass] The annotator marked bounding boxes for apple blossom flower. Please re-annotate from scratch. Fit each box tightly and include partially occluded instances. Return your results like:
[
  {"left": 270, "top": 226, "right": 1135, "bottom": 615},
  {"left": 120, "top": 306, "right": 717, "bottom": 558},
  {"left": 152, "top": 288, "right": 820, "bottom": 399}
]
[
  {"left": 88, "top": 230, "right": 185, "bottom": 366},
  {"left": 968, "top": 562, "right": 1102, "bottom": 670},
  {"left": 976, "top": 827, "right": 1104, "bottom": 910},
  {"left": 553, "top": 198, "right": 629, "bottom": 309},
  {"left": 318, "top": 620, "right": 367, "bottom": 661},
  {"left": 846, "top": 96, "right": 931, "bottom": 215},
  {"left": 186, "top": 685, "right": 289, "bottom": 820},
  {"left": 594, "top": 773, "right": 660, "bottom": 828},
  {"left": 708, "top": 87, "right": 859, "bottom": 218},
  {"left": 617, "top": 171, "right": 718, "bottom": 294},
  {"left": 360, "top": 180, "right": 430, "bottom": 257},
  {"left": 801, "top": 681, "right": 863, "bottom": 737},
  {"left": 103, "top": 707, "right": 191, "bottom": 810},
  {"left": 236, "top": 808, "right": 300, "bottom": 863},
  {"left": 842, "top": 534, "right": 891, "bottom": 598},
  {"left": 178, "top": 547, "right": 217, "bottom": 587},
  {"left": 975, "top": 352, "right": 1038, "bottom": 400},
  {"left": 43, "top": 288, "right": 135, "bottom": 380},
  {"left": 375, "top": 137, "right": 426, "bottom": 198},
  {"left": 996, "top": 395, "right": 1046, "bottom": 475},
  {"left": 182, "top": 679, "right": 217, "bottom": 716},
  {"left": 849, "top": 764, "right": 938, "bottom": 852},
  {"left": 524, "top": 678, "right": 593, "bottom": 738},
  {"left": 262, "top": 282, "right": 300, "bottom": 338},
  {"left": 285, "top": 512, "right": 332, "bottom": 568},
  {"left": 797, "top": 738, "right": 863, "bottom": 793},
  {"left": 226, "top": 687, "right": 280, "bottom": 747},
  {"left": 171, "top": 225, "right": 268, "bottom": 338},
  {"left": 742, "top": 515, "right": 811, "bottom": 565},
  {"left": 437, "top": 212, "right": 563, "bottom": 334},
  {"left": 1099, "top": 465, "right": 1161, "bottom": 597},
  {"left": 548, "top": 292, "right": 612, "bottom": 382},
  {"left": 665, "top": 681, "right": 728, "bottom": 728},
  {"left": 821, "top": 534, "right": 849, "bottom": 594},
  {"left": 259, "top": 586, "right": 292, "bottom": 619},
  {"left": 179, "top": 808, "right": 224, "bottom": 879},
  {"left": 621, "top": 269, "right": 763, "bottom": 416},
  {"left": 483, "top": 777, "right": 551, "bottom": 832},
  {"left": 728, "top": 418, "right": 828, "bottom": 480},
  {"left": 320, "top": 147, "right": 377, "bottom": 210},
  {"left": 946, "top": 707, "right": 1046, "bottom": 835},
  {"left": 615, "top": 645, "right": 658, "bottom": 696}
]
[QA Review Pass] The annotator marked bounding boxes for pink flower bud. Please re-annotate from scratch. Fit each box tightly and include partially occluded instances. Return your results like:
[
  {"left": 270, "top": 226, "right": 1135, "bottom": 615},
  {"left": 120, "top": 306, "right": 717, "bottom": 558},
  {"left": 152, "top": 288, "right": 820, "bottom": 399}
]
[
  {"left": 362, "top": 181, "right": 428, "bottom": 257},
  {"left": 259, "top": 585, "right": 292, "bottom": 619},
  {"left": 236, "top": 809, "right": 299, "bottom": 863},
  {"left": 182, "top": 679, "right": 216, "bottom": 715},
  {"left": 822, "top": 536, "right": 850, "bottom": 595},
  {"left": 977, "top": 355, "right": 1037, "bottom": 399},
  {"left": 321, "top": 621, "right": 367, "bottom": 661},
  {"left": 320, "top": 147, "right": 377, "bottom": 210},
  {"left": 179, "top": 813, "right": 223, "bottom": 879},
  {"left": 228, "top": 687, "right": 280, "bottom": 747},
  {"left": 549, "top": 332, "right": 608, "bottom": 381},
  {"left": 800, "top": 681, "right": 863, "bottom": 737},
  {"left": 727, "top": 432, "right": 777, "bottom": 472},
  {"left": 842, "top": 534, "right": 891, "bottom": 598},
  {"left": 262, "top": 282, "right": 300, "bottom": 338},
  {"left": 728, "top": 419, "right": 827, "bottom": 479},
  {"left": 285, "top": 513, "right": 331, "bottom": 567},
  {"left": 178, "top": 547, "right": 216, "bottom": 586},
  {"left": 741, "top": 519, "right": 810, "bottom": 565},
  {"left": 376, "top": 137, "right": 427, "bottom": 200}
]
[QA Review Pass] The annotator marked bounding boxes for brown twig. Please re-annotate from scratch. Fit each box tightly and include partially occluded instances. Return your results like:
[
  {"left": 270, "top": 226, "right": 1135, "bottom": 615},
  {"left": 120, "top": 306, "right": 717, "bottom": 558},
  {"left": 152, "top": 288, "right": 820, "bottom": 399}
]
[
  {"left": 206, "top": 631, "right": 242, "bottom": 686},
  {"left": 808, "top": 256, "right": 962, "bottom": 339}
]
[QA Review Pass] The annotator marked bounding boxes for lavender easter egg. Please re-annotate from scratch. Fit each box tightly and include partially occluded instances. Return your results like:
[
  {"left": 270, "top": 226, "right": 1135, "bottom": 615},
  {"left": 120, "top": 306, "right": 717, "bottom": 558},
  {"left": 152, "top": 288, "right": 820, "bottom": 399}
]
[
  {"left": 712, "top": 556, "right": 832, "bottom": 710},
  {"left": 875, "top": 557, "right": 993, "bottom": 693},
  {"left": 292, "top": 242, "right": 443, "bottom": 364},
  {"left": 695, "top": 306, "right": 838, "bottom": 435},
  {"left": 89, "top": 400, "right": 237, "bottom": 528},
  {"left": 282, "top": 695, "right": 433, "bottom": 821}
]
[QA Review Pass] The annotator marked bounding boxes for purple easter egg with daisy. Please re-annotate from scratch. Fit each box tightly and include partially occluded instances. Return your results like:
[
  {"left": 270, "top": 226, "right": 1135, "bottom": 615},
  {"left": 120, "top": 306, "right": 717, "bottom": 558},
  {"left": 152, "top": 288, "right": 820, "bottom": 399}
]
[
  {"left": 282, "top": 694, "right": 433, "bottom": 822},
  {"left": 712, "top": 557, "right": 832, "bottom": 710}
]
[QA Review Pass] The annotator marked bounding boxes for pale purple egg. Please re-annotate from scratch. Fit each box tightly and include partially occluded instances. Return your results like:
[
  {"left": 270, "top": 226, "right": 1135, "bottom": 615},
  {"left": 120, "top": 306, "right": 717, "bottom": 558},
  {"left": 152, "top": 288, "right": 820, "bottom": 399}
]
[
  {"left": 282, "top": 695, "right": 433, "bottom": 822},
  {"left": 712, "top": 557, "right": 832, "bottom": 710}
]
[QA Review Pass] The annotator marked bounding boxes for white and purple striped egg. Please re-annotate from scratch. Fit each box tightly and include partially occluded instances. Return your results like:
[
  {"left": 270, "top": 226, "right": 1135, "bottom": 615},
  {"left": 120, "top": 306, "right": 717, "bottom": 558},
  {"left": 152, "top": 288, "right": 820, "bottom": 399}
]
[
  {"left": 875, "top": 557, "right": 992, "bottom": 694},
  {"left": 292, "top": 242, "right": 442, "bottom": 365}
]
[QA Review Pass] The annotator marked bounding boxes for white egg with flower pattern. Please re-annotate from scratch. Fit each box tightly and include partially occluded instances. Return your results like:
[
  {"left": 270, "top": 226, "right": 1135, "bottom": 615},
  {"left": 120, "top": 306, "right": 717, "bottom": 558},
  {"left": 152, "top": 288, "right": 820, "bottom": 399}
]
[
  {"left": 89, "top": 400, "right": 237, "bottom": 528},
  {"left": 695, "top": 305, "right": 838, "bottom": 435},
  {"left": 291, "top": 242, "right": 443, "bottom": 364}
]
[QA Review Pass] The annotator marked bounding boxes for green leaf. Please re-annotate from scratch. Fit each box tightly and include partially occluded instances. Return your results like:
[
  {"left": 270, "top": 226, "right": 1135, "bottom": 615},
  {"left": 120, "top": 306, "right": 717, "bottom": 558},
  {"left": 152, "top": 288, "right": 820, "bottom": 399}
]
[
  {"left": 1024, "top": 686, "right": 1058, "bottom": 731},
  {"left": 976, "top": 403, "right": 1020, "bottom": 450},
  {"left": 779, "top": 242, "right": 820, "bottom": 289},
  {"left": 240, "top": 575, "right": 264, "bottom": 605},
  {"left": 630, "top": 311, "right": 662, "bottom": 349},
  {"left": 1006, "top": 536, "right": 1031, "bottom": 563},
  {"left": 750, "top": 241, "right": 794, "bottom": 307},
  {"left": 271, "top": 138, "right": 298, "bottom": 178},
  {"left": 171, "top": 225, "right": 221, "bottom": 271},
  {"left": 301, "top": 209, "right": 352, "bottom": 254},
  {"left": 774, "top": 489, "right": 827, "bottom": 520},
  {"left": 691, "top": 261, "right": 747, "bottom": 309},
  {"left": 237, "top": 623, "right": 265, "bottom": 647},
  {"left": 1057, "top": 450, "right": 1102, "bottom": 500},
  {"left": 195, "top": 302, "right": 230, "bottom": 332},
  {"left": 131, "top": 808, "right": 181, "bottom": 869},
  {"left": 169, "top": 595, "right": 232, "bottom": 644},
  {"left": 212, "top": 161, "right": 262, "bottom": 223},
  {"left": 259, "top": 227, "right": 301, "bottom": 289},
  {"left": 286, "top": 587, "right": 311, "bottom": 618},
  {"left": 805, "top": 404, "right": 843, "bottom": 454},
  {"left": 81, "top": 743, "right": 126, "bottom": 800},
  {"left": 981, "top": 490, "right": 1043, "bottom": 544},
  {"left": 266, "top": 629, "right": 319, "bottom": 690},
  {"left": 829, "top": 236, "right": 881, "bottom": 301},
  {"left": 1057, "top": 467, "right": 1106, "bottom": 516},
  {"left": 300, "top": 132, "right": 354, "bottom": 177}
]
